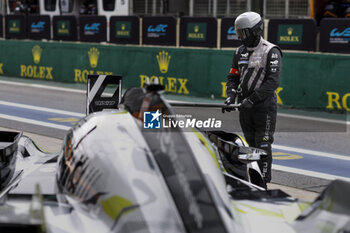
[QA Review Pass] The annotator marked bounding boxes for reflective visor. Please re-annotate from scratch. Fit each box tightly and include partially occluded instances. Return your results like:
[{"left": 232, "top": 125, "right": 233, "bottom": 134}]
[{"left": 236, "top": 28, "right": 251, "bottom": 40}]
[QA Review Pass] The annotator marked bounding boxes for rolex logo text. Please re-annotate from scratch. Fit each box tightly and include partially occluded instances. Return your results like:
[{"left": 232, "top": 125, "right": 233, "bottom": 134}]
[
  {"left": 74, "top": 47, "right": 113, "bottom": 83},
  {"left": 20, "top": 45, "right": 54, "bottom": 80},
  {"left": 139, "top": 50, "right": 189, "bottom": 95}
]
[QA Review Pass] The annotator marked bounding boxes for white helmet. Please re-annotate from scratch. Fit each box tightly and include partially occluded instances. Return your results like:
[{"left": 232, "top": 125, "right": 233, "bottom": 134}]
[{"left": 235, "top": 12, "right": 263, "bottom": 46}]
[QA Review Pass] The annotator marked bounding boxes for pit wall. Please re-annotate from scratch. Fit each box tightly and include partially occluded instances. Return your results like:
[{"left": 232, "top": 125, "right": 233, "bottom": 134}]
[{"left": 0, "top": 39, "right": 349, "bottom": 112}]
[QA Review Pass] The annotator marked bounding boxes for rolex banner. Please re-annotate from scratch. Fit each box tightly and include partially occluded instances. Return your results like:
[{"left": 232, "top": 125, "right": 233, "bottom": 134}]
[
  {"left": 142, "top": 16, "right": 176, "bottom": 46},
  {"left": 180, "top": 17, "right": 217, "bottom": 48},
  {"left": 52, "top": 16, "right": 77, "bottom": 41},
  {"left": 110, "top": 16, "right": 139, "bottom": 44},
  {"left": 0, "top": 40, "right": 349, "bottom": 112},
  {"left": 320, "top": 18, "right": 350, "bottom": 53},
  {"left": 268, "top": 19, "right": 317, "bottom": 51},
  {"left": 5, "top": 15, "right": 27, "bottom": 39}
]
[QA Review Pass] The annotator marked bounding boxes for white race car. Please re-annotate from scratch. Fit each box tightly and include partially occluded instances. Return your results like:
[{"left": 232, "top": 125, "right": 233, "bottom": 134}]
[{"left": 0, "top": 75, "right": 349, "bottom": 233}]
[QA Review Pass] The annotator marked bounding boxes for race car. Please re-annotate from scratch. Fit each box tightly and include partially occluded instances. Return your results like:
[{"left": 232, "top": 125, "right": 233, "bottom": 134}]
[{"left": 0, "top": 75, "right": 349, "bottom": 233}]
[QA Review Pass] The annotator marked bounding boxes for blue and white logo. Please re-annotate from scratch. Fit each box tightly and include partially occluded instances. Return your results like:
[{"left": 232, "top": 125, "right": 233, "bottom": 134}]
[
  {"left": 330, "top": 27, "right": 350, "bottom": 37},
  {"left": 227, "top": 26, "right": 236, "bottom": 35},
  {"left": 329, "top": 27, "right": 350, "bottom": 44},
  {"left": 143, "top": 110, "right": 162, "bottom": 129},
  {"left": 227, "top": 26, "right": 238, "bottom": 40},
  {"left": 147, "top": 24, "right": 168, "bottom": 38},
  {"left": 147, "top": 24, "right": 168, "bottom": 33},
  {"left": 31, "top": 21, "right": 46, "bottom": 32},
  {"left": 84, "top": 23, "right": 101, "bottom": 35}
]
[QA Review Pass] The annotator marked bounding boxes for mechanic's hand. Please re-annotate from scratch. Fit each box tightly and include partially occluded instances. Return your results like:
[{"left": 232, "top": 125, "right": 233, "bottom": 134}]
[
  {"left": 223, "top": 96, "right": 234, "bottom": 113},
  {"left": 241, "top": 98, "right": 254, "bottom": 109},
  {"left": 224, "top": 92, "right": 236, "bottom": 105},
  {"left": 224, "top": 97, "right": 234, "bottom": 105},
  {"left": 222, "top": 106, "right": 231, "bottom": 113},
  {"left": 223, "top": 95, "right": 237, "bottom": 113},
  {"left": 225, "top": 86, "right": 237, "bottom": 105}
]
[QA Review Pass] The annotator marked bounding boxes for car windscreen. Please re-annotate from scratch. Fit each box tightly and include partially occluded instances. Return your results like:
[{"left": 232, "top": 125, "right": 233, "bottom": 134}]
[{"left": 138, "top": 91, "right": 228, "bottom": 233}]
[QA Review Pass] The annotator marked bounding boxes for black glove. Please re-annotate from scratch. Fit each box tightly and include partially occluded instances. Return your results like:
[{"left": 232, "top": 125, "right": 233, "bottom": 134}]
[
  {"left": 223, "top": 93, "right": 237, "bottom": 113},
  {"left": 241, "top": 98, "right": 254, "bottom": 109},
  {"left": 224, "top": 96, "right": 236, "bottom": 105},
  {"left": 224, "top": 88, "right": 237, "bottom": 105},
  {"left": 225, "top": 86, "right": 237, "bottom": 105}
]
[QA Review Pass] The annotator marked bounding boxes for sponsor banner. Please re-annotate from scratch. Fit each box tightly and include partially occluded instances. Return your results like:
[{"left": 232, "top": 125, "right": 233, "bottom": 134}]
[
  {"left": 180, "top": 17, "right": 217, "bottom": 47},
  {"left": 278, "top": 52, "right": 350, "bottom": 113},
  {"left": 74, "top": 47, "right": 114, "bottom": 83},
  {"left": 186, "top": 22, "right": 207, "bottom": 41},
  {"left": 110, "top": 16, "right": 139, "bottom": 44},
  {"left": 0, "top": 15, "right": 3, "bottom": 38},
  {"left": 142, "top": 16, "right": 176, "bottom": 46},
  {"left": 277, "top": 24, "right": 303, "bottom": 45},
  {"left": 52, "top": 16, "right": 77, "bottom": 41},
  {"left": 220, "top": 17, "right": 242, "bottom": 48},
  {"left": 320, "top": 18, "right": 350, "bottom": 53},
  {"left": 79, "top": 16, "right": 107, "bottom": 42},
  {"left": 268, "top": 19, "right": 316, "bottom": 51},
  {"left": 0, "top": 40, "right": 349, "bottom": 112},
  {"left": 28, "top": 15, "right": 50, "bottom": 40},
  {"left": 5, "top": 15, "right": 27, "bottom": 39},
  {"left": 0, "top": 43, "right": 55, "bottom": 80}
]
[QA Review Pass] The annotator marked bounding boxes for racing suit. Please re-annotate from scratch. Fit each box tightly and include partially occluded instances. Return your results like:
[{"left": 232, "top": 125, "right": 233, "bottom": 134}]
[{"left": 226, "top": 37, "right": 282, "bottom": 183}]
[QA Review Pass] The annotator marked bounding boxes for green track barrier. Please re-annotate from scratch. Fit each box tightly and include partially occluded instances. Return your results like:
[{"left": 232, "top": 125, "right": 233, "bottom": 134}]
[
  {"left": 280, "top": 52, "right": 350, "bottom": 112},
  {"left": 0, "top": 40, "right": 349, "bottom": 112}
]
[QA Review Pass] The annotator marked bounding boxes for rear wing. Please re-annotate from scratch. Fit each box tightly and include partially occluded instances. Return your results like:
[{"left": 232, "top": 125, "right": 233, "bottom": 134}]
[{"left": 86, "top": 75, "right": 122, "bottom": 115}]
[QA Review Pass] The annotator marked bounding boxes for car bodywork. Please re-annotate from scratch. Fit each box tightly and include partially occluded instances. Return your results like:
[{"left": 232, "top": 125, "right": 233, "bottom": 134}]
[{"left": 0, "top": 75, "right": 349, "bottom": 233}]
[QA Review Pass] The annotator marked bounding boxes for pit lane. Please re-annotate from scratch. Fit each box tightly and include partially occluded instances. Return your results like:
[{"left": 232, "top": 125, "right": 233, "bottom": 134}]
[{"left": 0, "top": 77, "right": 349, "bottom": 197}]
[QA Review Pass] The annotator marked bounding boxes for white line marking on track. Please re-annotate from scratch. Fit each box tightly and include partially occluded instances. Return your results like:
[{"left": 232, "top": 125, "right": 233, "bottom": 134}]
[
  {"left": 0, "top": 80, "right": 85, "bottom": 94},
  {"left": 273, "top": 144, "right": 350, "bottom": 161},
  {"left": 0, "top": 114, "right": 71, "bottom": 131},
  {"left": 0, "top": 100, "right": 85, "bottom": 117},
  {"left": 278, "top": 113, "right": 350, "bottom": 125},
  {"left": 273, "top": 164, "right": 350, "bottom": 182}
]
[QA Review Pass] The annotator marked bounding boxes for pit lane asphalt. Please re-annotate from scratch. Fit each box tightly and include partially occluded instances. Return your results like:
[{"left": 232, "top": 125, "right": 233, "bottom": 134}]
[{"left": 0, "top": 77, "right": 349, "bottom": 194}]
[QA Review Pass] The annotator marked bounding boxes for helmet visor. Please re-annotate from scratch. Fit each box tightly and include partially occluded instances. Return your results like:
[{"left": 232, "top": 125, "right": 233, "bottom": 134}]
[{"left": 236, "top": 28, "right": 251, "bottom": 41}]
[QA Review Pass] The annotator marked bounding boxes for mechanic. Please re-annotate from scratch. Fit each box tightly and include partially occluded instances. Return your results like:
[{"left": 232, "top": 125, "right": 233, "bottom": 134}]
[{"left": 224, "top": 12, "right": 282, "bottom": 187}]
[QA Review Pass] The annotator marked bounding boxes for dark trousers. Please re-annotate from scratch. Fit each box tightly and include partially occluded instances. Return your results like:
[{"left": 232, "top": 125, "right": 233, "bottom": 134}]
[{"left": 239, "top": 104, "right": 277, "bottom": 182}]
